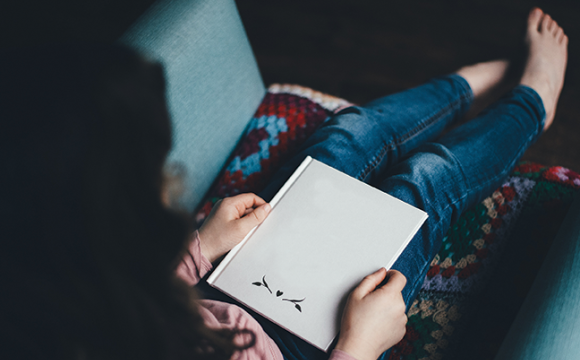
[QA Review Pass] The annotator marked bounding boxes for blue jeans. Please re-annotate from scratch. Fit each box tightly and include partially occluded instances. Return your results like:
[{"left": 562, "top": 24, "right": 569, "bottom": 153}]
[
  {"left": 259, "top": 74, "right": 545, "bottom": 360},
  {"left": 198, "top": 74, "right": 545, "bottom": 360}
]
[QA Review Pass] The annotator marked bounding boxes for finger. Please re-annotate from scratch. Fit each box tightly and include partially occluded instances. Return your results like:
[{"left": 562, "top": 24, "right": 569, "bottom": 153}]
[
  {"left": 229, "top": 193, "right": 267, "bottom": 217},
  {"left": 380, "top": 270, "right": 407, "bottom": 292},
  {"left": 235, "top": 203, "right": 272, "bottom": 233},
  {"left": 206, "top": 199, "right": 223, "bottom": 217},
  {"left": 353, "top": 267, "right": 387, "bottom": 297}
]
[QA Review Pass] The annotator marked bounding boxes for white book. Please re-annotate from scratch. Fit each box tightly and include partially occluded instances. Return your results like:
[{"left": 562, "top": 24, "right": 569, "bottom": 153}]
[{"left": 207, "top": 156, "right": 428, "bottom": 351}]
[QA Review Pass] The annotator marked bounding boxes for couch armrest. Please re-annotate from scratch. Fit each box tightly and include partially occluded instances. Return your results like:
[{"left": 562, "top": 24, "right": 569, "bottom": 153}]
[
  {"left": 494, "top": 194, "right": 580, "bottom": 359},
  {"left": 120, "top": 0, "right": 265, "bottom": 211}
]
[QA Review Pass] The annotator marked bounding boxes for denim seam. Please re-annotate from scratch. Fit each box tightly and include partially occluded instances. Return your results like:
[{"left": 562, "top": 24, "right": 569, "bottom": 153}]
[
  {"left": 401, "top": 186, "right": 459, "bottom": 305},
  {"left": 403, "top": 196, "right": 462, "bottom": 305},
  {"left": 440, "top": 122, "right": 536, "bottom": 224},
  {"left": 513, "top": 85, "right": 547, "bottom": 139},
  {"left": 405, "top": 257, "right": 432, "bottom": 305},
  {"left": 472, "top": 131, "right": 535, "bottom": 196},
  {"left": 394, "top": 92, "right": 471, "bottom": 147},
  {"left": 463, "top": 99, "right": 541, "bottom": 195},
  {"left": 413, "top": 121, "right": 537, "bottom": 296},
  {"left": 403, "top": 144, "right": 499, "bottom": 304},
  {"left": 396, "top": 75, "right": 473, "bottom": 151},
  {"left": 429, "top": 84, "right": 541, "bottom": 201},
  {"left": 357, "top": 91, "right": 471, "bottom": 182}
]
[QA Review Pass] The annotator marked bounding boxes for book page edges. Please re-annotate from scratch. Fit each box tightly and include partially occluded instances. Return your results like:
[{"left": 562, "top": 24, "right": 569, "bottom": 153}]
[
  {"left": 207, "top": 156, "right": 314, "bottom": 285},
  {"left": 384, "top": 212, "right": 429, "bottom": 270}
]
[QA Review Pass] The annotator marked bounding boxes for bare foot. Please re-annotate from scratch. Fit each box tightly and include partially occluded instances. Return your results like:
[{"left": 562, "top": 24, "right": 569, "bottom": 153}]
[
  {"left": 456, "top": 60, "right": 513, "bottom": 119},
  {"left": 520, "top": 8, "right": 568, "bottom": 130}
]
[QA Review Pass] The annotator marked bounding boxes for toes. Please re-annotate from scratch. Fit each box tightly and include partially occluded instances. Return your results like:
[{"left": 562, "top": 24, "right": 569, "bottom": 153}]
[
  {"left": 552, "top": 21, "right": 560, "bottom": 35},
  {"left": 527, "top": 7, "right": 567, "bottom": 45},
  {"left": 541, "top": 14, "right": 553, "bottom": 32},
  {"left": 528, "top": 7, "right": 543, "bottom": 30},
  {"left": 555, "top": 27, "right": 564, "bottom": 41}
]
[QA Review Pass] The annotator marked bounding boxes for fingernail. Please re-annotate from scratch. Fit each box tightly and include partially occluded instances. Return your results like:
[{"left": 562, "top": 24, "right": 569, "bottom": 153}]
[{"left": 263, "top": 203, "right": 271, "bottom": 213}]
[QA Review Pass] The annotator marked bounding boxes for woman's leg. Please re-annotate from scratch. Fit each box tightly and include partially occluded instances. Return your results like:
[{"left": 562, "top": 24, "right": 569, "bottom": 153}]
[
  {"left": 383, "top": 85, "right": 545, "bottom": 307},
  {"left": 384, "top": 6, "right": 568, "bottom": 309},
  {"left": 253, "top": 9, "right": 566, "bottom": 360},
  {"left": 249, "top": 85, "right": 543, "bottom": 360},
  {"left": 260, "top": 74, "right": 474, "bottom": 201},
  {"left": 260, "top": 58, "right": 518, "bottom": 202}
]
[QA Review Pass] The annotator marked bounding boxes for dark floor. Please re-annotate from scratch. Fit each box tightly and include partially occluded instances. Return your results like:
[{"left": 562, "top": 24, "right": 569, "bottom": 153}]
[
  {"left": 2, "top": 0, "right": 579, "bottom": 171},
  {"left": 236, "top": 0, "right": 580, "bottom": 172}
]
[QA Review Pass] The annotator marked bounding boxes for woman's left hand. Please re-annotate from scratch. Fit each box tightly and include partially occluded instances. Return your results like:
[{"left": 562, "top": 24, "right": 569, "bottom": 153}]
[{"left": 198, "top": 193, "right": 271, "bottom": 263}]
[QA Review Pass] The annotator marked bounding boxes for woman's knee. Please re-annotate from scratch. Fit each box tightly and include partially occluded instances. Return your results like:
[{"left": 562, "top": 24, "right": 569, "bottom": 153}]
[{"left": 379, "top": 143, "right": 470, "bottom": 222}]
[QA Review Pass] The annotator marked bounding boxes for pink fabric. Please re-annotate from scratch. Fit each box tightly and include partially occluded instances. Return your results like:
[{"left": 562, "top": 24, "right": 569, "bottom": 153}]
[
  {"left": 175, "top": 230, "right": 213, "bottom": 286},
  {"left": 176, "top": 231, "right": 356, "bottom": 360}
]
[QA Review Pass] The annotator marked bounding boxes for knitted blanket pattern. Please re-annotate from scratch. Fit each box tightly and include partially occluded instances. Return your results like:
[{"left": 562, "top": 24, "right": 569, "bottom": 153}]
[
  {"left": 389, "top": 163, "right": 580, "bottom": 360},
  {"left": 196, "top": 84, "right": 351, "bottom": 224},
  {"left": 194, "top": 87, "right": 580, "bottom": 360}
]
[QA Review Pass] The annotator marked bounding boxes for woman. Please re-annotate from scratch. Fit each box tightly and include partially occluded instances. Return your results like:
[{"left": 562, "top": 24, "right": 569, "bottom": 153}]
[{"left": 2, "top": 7, "right": 567, "bottom": 360}]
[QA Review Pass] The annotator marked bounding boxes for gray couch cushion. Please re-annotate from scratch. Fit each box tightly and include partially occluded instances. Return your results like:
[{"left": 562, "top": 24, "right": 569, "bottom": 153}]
[{"left": 120, "top": 0, "right": 265, "bottom": 210}]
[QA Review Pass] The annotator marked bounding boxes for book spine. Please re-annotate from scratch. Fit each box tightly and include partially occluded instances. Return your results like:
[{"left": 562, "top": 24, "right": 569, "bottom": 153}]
[
  {"left": 207, "top": 156, "right": 314, "bottom": 285},
  {"left": 269, "top": 156, "right": 313, "bottom": 207}
]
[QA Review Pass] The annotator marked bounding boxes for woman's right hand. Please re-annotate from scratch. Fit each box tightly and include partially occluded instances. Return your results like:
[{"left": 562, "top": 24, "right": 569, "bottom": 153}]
[
  {"left": 335, "top": 268, "right": 407, "bottom": 360},
  {"left": 198, "top": 193, "right": 271, "bottom": 263}
]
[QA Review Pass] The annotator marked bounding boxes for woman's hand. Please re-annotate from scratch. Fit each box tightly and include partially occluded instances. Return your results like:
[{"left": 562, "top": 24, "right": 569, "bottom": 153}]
[
  {"left": 335, "top": 268, "right": 407, "bottom": 360},
  {"left": 198, "top": 193, "right": 271, "bottom": 263}
]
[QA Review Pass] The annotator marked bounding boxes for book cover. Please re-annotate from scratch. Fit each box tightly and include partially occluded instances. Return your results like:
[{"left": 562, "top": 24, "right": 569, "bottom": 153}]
[{"left": 207, "top": 156, "right": 428, "bottom": 351}]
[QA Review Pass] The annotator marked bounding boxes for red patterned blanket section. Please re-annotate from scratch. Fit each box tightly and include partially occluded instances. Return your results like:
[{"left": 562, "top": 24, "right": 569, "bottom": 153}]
[
  {"left": 194, "top": 85, "right": 580, "bottom": 360},
  {"left": 195, "top": 84, "right": 352, "bottom": 224}
]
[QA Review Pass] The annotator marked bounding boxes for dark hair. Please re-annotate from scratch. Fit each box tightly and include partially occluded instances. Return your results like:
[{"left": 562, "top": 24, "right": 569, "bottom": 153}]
[{"left": 1, "top": 44, "right": 248, "bottom": 360}]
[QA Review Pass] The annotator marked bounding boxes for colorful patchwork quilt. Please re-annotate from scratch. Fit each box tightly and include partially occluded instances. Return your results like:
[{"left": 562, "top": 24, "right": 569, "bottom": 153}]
[{"left": 195, "top": 85, "right": 580, "bottom": 360}]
